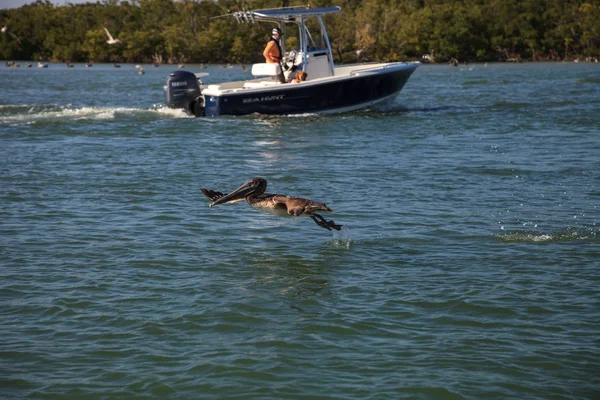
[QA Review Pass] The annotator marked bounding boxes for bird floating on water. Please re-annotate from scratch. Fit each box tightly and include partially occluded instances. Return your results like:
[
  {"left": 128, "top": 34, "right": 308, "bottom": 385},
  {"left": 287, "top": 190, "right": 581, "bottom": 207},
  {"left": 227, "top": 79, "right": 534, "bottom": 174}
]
[
  {"left": 103, "top": 27, "right": 121, "bottom": 45},
  {"left": 201, "top": 177, "right": 342, "bottom": 231}
]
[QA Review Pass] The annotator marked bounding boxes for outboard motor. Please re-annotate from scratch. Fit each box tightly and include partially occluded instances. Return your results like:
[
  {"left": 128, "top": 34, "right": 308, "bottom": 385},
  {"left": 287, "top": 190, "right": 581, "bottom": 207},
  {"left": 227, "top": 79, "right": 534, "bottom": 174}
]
[{"left": 164, "top": 70, "right": 204, "bottom": 116}]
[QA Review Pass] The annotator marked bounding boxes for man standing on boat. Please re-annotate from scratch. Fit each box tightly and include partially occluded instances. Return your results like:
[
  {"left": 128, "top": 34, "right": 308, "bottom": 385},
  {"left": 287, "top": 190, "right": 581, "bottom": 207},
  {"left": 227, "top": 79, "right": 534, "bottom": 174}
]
[{"left": 263, "top": 27, "right": 286, "bottom": 83}]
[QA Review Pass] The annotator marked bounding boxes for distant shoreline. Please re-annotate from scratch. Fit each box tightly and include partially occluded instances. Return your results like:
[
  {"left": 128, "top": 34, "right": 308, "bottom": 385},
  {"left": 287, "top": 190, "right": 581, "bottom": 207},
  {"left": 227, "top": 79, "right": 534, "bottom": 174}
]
[
  {"left": 2, "top": 59, "right": 599, "bottom": 68},
  {"left": 1, "top": 1, "right": 598, "bottom": 66}
]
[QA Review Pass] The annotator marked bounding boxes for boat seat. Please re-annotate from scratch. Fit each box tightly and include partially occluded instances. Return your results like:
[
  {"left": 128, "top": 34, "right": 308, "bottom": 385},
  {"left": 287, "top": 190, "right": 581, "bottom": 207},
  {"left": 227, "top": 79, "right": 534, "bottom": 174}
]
[{"left": 243, "top": 81, "right": 281, "bottom": 89}]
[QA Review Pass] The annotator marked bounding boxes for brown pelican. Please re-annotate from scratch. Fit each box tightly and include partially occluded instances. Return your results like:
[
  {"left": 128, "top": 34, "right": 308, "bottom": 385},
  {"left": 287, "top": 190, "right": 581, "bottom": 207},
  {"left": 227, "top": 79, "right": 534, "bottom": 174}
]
[{"left": 201, "top": 178, "right": 342, "bottom": 231}]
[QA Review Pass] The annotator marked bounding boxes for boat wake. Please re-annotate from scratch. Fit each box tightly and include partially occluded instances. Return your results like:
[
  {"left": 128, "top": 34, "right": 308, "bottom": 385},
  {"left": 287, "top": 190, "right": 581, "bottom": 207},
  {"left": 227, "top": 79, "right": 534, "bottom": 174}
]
[
  {"left": 0, "top": 104, "right": 191, "bottom": 125},
  {"left": 361, "top": 103, "right": 471, "bottom": 117}
]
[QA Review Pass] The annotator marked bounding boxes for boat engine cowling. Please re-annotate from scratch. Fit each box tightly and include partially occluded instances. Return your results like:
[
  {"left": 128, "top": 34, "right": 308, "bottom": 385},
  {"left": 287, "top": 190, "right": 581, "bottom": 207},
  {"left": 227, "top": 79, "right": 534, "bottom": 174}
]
[{"left": 164, "top": 70, "right": 204, "bottom": 116}]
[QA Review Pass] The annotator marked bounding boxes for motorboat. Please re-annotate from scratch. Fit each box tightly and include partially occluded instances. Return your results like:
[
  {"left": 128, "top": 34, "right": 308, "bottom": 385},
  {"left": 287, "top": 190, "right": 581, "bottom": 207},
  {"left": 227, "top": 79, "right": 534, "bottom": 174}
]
[{"left": 163, "top": 6, "right": 419, "bottom": 117}]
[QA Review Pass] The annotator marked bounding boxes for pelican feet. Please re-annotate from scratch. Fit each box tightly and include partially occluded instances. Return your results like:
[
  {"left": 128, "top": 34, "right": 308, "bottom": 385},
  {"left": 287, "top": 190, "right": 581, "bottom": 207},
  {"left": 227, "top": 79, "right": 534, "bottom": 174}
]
[{"left": 311, "top": 214, "right": 342, "bottom": 231}]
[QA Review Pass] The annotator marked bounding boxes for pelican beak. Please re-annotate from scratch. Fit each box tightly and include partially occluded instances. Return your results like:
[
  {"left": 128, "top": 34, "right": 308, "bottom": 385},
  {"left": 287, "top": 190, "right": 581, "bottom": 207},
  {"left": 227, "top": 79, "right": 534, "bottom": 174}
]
[{"left": 210, "top": 180, "right": 258, "bottom": 207}]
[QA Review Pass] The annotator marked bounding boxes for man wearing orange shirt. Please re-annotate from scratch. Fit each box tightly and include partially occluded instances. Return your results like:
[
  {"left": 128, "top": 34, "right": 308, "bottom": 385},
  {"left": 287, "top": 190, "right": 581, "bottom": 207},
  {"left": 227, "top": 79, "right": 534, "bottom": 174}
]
[{"left": 263, "top": 27, "right": 286, "bottom": 83}]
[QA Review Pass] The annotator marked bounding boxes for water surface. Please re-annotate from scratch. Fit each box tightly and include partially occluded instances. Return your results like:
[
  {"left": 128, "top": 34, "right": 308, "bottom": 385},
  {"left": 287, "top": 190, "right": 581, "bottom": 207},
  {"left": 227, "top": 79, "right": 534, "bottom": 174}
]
[{"left": 1, "top": 62, "right": 599, "bottom": 399}]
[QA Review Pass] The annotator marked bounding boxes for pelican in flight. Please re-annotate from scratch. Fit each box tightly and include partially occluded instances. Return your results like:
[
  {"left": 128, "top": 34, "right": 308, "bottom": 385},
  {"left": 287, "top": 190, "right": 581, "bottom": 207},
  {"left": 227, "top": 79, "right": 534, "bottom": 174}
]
[
  {"left": 201, "top": 178, "right": 342, "bottom": 231},
  {"left": 103, "top": 27, "right": 121, "bottom": 45}
]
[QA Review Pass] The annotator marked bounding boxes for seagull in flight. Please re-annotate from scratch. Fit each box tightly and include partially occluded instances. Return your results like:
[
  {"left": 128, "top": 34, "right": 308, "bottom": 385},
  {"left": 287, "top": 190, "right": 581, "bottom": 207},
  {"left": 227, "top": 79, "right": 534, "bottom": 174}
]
[
  {"left": 2, "top": 26, "right": 21, "bottom": 43},
  {"left": 103, "top": 27, "right": 121, "bottom": 45}
]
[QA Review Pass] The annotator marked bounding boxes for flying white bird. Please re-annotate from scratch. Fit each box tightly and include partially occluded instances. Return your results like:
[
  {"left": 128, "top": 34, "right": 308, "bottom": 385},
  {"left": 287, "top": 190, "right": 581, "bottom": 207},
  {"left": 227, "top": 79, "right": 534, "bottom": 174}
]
[
  {"left": 103, "top": 27, "right": 121, "bottom": 45},
  {"left": 2, "top": 26, "right": 21, "bottom": 43}
]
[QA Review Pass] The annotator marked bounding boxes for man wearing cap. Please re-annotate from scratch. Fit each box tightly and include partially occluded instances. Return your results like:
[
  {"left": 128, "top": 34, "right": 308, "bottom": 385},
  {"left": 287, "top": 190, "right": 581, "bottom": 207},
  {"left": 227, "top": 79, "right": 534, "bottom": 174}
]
[{"left": 263, "top": 27, "right": 286, "bottom": 83}]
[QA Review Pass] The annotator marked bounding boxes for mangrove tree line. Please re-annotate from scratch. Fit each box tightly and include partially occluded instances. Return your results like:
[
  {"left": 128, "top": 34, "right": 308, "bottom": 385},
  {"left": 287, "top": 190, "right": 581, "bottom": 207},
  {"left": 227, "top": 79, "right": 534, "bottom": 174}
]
[{"left": 1, "top": 0, "right": 599, "bottom": 64}]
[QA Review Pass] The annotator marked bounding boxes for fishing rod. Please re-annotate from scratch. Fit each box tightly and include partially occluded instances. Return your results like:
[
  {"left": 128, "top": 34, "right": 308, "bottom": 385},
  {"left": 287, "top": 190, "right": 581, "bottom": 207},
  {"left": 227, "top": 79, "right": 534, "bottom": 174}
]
[
  {"left": 209, "top": 0, "right": 256, "bottom": 24},
  {"left": 243, "top": 0, "right": 255, "bottom": 23},
  {"left": 210, "top": 1, "right": 240, "bottom": 22},
  {"left": 232, "top": 0, "right": 244, "bottom": 22},
  {"left": 233, "top": 0, "right": 250, "bottom": 23}
]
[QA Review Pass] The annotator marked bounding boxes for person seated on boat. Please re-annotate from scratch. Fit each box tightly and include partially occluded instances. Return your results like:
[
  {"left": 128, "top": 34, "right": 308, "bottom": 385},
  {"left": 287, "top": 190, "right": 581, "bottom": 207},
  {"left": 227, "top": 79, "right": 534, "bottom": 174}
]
[
  {"left": 291, "top": 71, "right": 307, "bottom": 84},
  {"left": 263, "top": 27, "right": 286, "bottom": 83}
]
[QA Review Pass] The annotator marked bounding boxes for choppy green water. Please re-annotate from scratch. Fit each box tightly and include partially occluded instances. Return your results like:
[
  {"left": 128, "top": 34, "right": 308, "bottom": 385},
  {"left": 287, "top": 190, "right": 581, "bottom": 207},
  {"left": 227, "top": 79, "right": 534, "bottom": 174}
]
[{"left": 1, "top": 62, "right": 599, "bottom": 399}]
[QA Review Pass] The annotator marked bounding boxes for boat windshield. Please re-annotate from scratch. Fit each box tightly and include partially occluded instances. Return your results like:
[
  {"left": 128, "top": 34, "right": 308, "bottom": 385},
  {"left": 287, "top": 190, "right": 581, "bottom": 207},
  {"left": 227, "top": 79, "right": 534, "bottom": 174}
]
[
  {"left": 282, "top": 22, "right": 326, "bottom": 52},
  {"left": 304, "top": 23, "right": 328, "bottom": 51}
]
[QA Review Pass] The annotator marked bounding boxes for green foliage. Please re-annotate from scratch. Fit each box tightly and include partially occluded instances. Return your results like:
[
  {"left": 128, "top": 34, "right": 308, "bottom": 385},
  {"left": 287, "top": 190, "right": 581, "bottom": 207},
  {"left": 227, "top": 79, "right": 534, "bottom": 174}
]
[{"left": 1, "top": 0, "right": 598, "bottom": 63}]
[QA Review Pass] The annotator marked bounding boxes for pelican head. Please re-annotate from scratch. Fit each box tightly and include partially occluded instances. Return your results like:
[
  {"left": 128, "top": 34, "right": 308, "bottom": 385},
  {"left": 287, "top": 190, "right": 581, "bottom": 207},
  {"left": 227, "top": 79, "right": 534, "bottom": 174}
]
[{"left": 209, "top": 177, "right": 267, "bottom": 207}]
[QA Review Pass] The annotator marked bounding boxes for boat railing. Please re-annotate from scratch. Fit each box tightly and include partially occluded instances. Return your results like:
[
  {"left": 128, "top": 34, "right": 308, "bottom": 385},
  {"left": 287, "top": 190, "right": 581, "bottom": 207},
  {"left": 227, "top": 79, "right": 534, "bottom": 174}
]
[
  {"left": 347, "top": 62, "right": 413, "bottom": 76},
  {"left": 346, "top": 62, "right": 385, "bottom": 76}
]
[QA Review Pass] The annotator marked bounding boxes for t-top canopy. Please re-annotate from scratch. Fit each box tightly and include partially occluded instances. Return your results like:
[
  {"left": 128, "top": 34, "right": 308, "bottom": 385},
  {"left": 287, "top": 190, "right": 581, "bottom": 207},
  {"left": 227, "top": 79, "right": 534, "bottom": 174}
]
[{"left": 252, "top": 6, "right": 341, "bottom": 21}]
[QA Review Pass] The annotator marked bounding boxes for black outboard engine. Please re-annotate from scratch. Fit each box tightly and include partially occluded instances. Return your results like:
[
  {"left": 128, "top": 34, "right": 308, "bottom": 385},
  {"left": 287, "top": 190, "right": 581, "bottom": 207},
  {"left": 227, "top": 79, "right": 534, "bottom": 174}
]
[{"left": 164, "top": 70, "right": 204, "bottom": 117}]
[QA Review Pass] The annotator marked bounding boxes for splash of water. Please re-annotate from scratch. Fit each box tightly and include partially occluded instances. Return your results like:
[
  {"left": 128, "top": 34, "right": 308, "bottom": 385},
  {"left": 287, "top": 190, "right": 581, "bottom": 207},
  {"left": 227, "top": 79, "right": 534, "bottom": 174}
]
[
  {"left": 497, "top": 226, "right": 598, "bottom": 243},
  {"left": 329, "top": 226, "right": 353, "bottom": 248}
]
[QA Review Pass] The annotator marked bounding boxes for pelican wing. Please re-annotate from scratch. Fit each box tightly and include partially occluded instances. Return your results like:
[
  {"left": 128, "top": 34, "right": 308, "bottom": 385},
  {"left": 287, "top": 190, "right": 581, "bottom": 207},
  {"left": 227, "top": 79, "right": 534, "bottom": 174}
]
[
  {"left": 266, "top": 195, "right": 293, "bottom": 211},
  {"left": 267, "top": 195, "right": 331, "bottom": 216}
]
